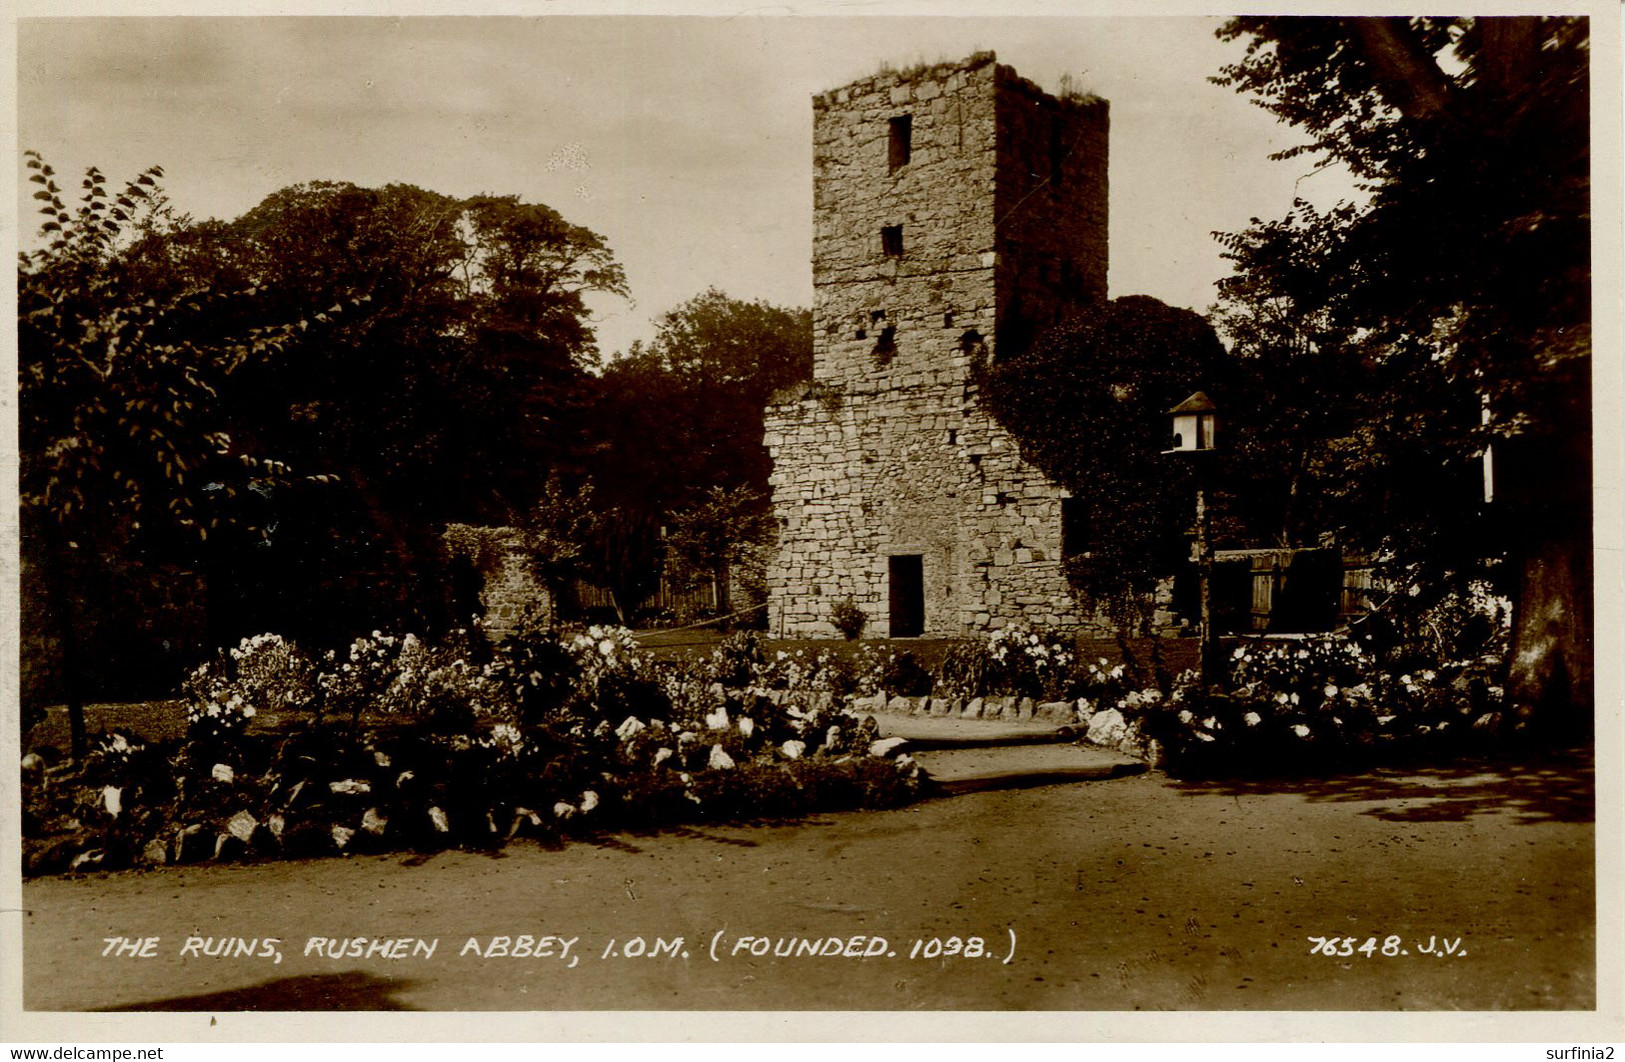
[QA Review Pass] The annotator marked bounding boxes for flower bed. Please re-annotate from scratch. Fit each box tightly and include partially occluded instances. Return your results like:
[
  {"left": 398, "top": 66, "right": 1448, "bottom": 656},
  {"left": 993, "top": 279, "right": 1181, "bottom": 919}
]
[
  {"left": 1101, "top": 635, "right": 1515, "bottom": 777},
  {"left": 21, "top": 626, "right": 925, "bottom": 877},
  {"left": 694, "top": 612, "right": 1522, "bottom": 779}
]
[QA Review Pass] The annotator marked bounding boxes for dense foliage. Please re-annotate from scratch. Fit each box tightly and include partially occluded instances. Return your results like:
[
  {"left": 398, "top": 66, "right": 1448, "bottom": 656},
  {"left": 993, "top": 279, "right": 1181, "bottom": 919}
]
[
  {"left": 587, "top": 289, "right": 812, "bottom": 622},
  {"left": 1210, "top": 16, "right": 1591, "bottom": 725},
  {"left": 979, "top": 296, "right": 1230, "bottom": 629},
  {"left": 18, "top": 153, "right": 332, "bottom": 755},
  {"left": 19, "top": 157, "right": 812, "bottom": 720}
]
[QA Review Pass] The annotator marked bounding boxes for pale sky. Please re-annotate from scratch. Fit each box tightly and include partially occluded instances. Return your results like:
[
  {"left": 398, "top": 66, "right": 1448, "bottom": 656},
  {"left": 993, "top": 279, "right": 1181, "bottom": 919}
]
[{"left": 16, "top": 14, "right": 1357, "bottom": 360}]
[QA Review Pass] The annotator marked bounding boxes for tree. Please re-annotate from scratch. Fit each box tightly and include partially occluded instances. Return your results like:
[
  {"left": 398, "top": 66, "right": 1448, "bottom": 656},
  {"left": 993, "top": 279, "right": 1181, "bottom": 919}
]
[
  {"left": 587, "top": 290, "right": 810, "bottom": 619},
  {"left": 1213, "top": 17, "right": 1591, "bottom": 725},
  {"left": 664, "top": 485, "right": 773, "bottom": 617},
  {"left": 1211, "top": 200, "right": 1489, "bottom": 569},
  {"left": 153, "top": 182, "right": 628, "bottom": 643},
  {"left": 18, "top": 153, "right": 322, "bottom": 756},
  {"left": 594, "top": 288, "right": 811, "bottom": 513},
  {"left": 980, "top": 296, "right": 1230, "bottom": 631}
]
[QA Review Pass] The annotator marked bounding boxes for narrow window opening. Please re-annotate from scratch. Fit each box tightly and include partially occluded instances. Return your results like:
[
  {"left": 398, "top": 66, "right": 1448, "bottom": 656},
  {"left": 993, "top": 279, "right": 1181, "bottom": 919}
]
[
  {"left": 995, "top": 491, "right": 1010, "bottom": 507},
  {"left": 888, "top": 114, "right": 913, "bottom": 173},
  {"left": 947, "top": 429, "right": 957, "bottom": 445},
  {"left": 881, "top": 225, "right": 904, "bottom": 256},
  {"left": 943, "top": 311, "right": 955, "bottom": 329},
  {"left": 855, "top": 327, "right": 866, "bottom": 340},
  {"left": 870, "top": 309, "right": 887, "bottom": 323},
  {"left": 957, "top": 328, "right": 983, "bottom": 353},
  {"left": 872, "top": 325, "right": 897, "bottom": 368},
  {"left": 1061, "top": 497, "right": 1088, "bottom": 559}
]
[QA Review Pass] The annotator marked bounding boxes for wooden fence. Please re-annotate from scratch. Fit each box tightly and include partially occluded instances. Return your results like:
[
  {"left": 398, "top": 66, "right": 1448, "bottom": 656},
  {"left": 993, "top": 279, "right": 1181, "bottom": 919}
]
[
  {"left": 566, "top": 575, "right": 719, "bottom": 622},
  {"left": 1212, "top": 548, "right": 1374, "bottom": 634}
]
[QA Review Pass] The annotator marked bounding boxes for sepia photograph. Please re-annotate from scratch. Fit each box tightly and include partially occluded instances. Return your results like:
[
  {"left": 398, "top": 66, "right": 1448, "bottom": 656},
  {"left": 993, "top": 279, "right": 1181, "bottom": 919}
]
[{"left": 5, "top": 1, "right": 1620, "bottom": 1044}]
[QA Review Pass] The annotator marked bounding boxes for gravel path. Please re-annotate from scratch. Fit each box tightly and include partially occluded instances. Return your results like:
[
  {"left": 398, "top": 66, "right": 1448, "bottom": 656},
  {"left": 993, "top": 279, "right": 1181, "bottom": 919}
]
[{"left": 21, "top": 749, "right": 1594, "bottom": 1014}]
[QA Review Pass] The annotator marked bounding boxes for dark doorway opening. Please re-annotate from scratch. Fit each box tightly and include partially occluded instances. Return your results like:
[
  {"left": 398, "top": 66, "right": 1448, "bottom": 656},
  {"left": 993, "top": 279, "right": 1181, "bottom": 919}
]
[{"left": 888, "top": 554, "right": 925, "bottom": 637}]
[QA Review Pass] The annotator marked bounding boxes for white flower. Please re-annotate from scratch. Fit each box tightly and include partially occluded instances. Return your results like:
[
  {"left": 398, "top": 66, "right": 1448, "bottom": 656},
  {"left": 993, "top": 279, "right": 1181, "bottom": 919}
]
[
  {"left": 211, "top": 763, "right": 235, "bottom": 783},
  {"left": 553, "top": 802, "right": 576, "bottom": 819},
  {"left": 708, "top": 745, "right": 735, "bottom": 770},
  {"left": 1324, "top": 685, "right": 1339, "bottom": 698},
  {"left": 652, "top": 747, "right": 673, "bottom": 766},
  {"left": 1275, "top": 693, "right": 1290, "bottom": 705},
  {"left": 1292, "top": 724, "right": 1311, "bottom": 738},
  {"left": 738, "top": 717, "right": 755, "bottom": 738},
  {"left": 615, "top": 716, "right": 646, "bottom": 741},
  {"left": 1243, "top": 711, "right": 1262, "bottom": 727},
  {"left": 242, "top": 706, "right": 257, "bottom": 718},
  {"left": 1289, "top": 693, "right": 1301, "bottom": 705},
  {"left": 780, "top": 740, "right": 806, "bottom": 760},
  {"left": 598, "top": 639, "right": 615, "bottom": 656},
  {"left": 580, "top": 790, "right": 600, "bottom": 813}
]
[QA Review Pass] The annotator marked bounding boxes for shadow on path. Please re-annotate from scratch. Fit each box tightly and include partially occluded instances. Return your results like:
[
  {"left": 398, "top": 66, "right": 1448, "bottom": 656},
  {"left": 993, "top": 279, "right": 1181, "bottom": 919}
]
[
  {"left": 1171, "top": 747, "right": 1593, "bottom": 825},
  {"left": 100, "top": 971, "right": 419, "bottom": 1011}
]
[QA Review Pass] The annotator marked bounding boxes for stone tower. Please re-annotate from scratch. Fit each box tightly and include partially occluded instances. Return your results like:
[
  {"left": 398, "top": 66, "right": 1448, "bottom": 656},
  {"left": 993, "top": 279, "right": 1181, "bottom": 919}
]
[{"left": 763, "top": 53, "right": 1109, "bottom": 638}]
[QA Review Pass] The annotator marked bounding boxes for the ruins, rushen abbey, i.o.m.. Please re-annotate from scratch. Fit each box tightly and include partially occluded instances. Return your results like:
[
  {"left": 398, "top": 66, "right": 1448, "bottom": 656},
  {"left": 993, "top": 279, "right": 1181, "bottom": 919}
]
[{"left": 764, "top": 52, "right": 1114, "bottom": 638}]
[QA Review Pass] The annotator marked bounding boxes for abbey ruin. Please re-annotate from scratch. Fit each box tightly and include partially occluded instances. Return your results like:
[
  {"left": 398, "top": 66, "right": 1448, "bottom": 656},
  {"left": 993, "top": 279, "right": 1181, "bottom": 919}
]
[{"left": 764, "top": 53, "right": 1112, "bottom": 638}]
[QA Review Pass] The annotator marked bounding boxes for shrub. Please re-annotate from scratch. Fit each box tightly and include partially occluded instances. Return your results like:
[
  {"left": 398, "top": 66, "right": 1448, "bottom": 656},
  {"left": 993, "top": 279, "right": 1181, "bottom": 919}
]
[
  {"left": 182, "top": 633, "right": 318, "bottom": 738},
  {"left": 853, "top": 646, "right": 934, "bottom": 698},
  {"left": 706, "top": 631, "right": 767, "bottom": 689},
  {"left": 830, "top": 597, "right": 867, "bottom": 640},
  {"left": 936, "top": 626, "right": 1078, "bottom": 701}
]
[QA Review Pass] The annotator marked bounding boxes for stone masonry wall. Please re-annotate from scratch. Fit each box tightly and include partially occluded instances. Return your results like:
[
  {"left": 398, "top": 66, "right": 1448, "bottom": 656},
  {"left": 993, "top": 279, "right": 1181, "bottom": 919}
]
[
  {"left": 443, "top": 524, "right": 553, "bottom": 641},
  {"left": 765, "top": 54, "right": 1113, "bottom": 639}
]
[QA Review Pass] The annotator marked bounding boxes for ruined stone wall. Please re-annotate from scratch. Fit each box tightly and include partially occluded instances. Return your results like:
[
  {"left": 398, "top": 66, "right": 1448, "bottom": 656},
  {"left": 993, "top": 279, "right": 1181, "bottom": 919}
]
[
  {"left": 766, "top": 54, "right": 1112, "bottom": 639},
  {"left": 443, "top": 524, "right": 552, "bottom": 640}
]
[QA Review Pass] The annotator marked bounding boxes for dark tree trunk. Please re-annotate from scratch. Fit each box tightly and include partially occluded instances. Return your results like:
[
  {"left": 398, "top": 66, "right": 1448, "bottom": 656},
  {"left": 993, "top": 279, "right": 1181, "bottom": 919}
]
[
  {"left": 714, "top": 564, "right": 731, "bottom": 618},
  {"left": 1501, "top": 433, "right": 1593, "bottom": 734},
  {"left": 1507, "top": 527, "right": 1592, "bottom": 732},
  {"left": 40, "top": 534, "right": 88, "bottom": 761}
]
